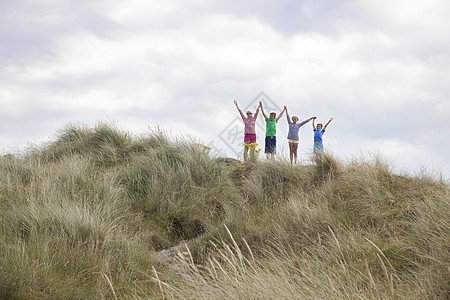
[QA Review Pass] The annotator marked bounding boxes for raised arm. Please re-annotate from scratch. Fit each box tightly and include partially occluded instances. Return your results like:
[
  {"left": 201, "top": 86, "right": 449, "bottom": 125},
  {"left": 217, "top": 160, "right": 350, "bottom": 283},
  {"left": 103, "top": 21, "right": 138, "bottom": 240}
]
[
  {"left": 277, "top": 106, "right": 286, "bottom": 120},
  {"left": 323, "top": 117, "right": 334, "bottom": 130},
  {"left": 254, "top": 105, "right": 260, "bottom": 120},
  {"left": 234, "top": 100, "right": 245, "bottom": 120},
  {"left": 312, "top": 116, "right": 316, "bottom": 130},
  {"left": 259, "top": 101, "right": 267, "bottom": 119},
  {"left": 298, "top": 116, "right": 315, "bottom": 127},
  {"left": 285, "top": 106, "right": 291, "bottom": 124}
]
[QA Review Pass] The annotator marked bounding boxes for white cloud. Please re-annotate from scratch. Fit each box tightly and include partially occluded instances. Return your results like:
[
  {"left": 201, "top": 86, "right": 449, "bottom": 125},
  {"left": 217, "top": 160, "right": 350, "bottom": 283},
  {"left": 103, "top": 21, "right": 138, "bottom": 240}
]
[
  {"left": 356, "top": 0, "right": 450, "bottom": 50},
  {"left": 104, "top": 0, "right": 179, "bottom": 25}
]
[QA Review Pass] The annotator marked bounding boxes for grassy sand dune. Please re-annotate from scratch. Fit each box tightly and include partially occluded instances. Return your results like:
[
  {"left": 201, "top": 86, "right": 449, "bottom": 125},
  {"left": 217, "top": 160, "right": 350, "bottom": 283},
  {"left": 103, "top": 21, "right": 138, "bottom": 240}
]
[{"left": 0, "top": 122, "right": 448, "bottom": 299}]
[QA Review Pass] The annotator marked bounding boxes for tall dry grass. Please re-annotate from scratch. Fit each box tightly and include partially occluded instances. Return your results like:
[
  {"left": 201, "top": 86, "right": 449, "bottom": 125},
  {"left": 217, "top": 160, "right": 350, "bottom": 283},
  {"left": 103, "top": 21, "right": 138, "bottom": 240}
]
[{"left": 0, "top": 122, "right": 448, "bottom": 299}]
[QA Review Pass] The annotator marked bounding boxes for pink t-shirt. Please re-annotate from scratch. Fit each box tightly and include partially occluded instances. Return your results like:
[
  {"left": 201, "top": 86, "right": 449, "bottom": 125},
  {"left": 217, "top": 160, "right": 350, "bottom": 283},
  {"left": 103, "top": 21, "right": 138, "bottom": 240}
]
[{"left": 238, "top": 108, "right": 259, "bottom": 134}]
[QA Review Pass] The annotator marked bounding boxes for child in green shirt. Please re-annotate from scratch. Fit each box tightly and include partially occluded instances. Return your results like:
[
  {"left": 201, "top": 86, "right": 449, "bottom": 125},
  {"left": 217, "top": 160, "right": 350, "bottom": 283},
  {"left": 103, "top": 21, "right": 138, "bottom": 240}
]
[{"left": 259, "top": 101, "right": 286, "bottom": 159}]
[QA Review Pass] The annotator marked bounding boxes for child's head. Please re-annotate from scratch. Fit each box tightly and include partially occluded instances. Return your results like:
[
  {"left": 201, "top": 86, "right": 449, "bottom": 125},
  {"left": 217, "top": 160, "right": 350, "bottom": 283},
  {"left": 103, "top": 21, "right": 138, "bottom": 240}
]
[
  {"left": 317, "top": 123, "right": 323, "bottom": 130},
  {"left": 291, "top": 116, "right": 298, "bottom": 124},
  {"left": 246, "top": 110, "right": 254, "bottom": 119},
  {"left": 269, "top": 112, "right": 276, "bottom": 121}
]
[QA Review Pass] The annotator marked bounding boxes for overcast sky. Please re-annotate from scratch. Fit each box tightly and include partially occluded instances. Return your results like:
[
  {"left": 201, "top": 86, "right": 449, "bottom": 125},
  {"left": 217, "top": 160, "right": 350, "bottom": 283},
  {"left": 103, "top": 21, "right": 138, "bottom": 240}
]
[{"left": 1, "top": 0, "right": 449, "bottom": 177}]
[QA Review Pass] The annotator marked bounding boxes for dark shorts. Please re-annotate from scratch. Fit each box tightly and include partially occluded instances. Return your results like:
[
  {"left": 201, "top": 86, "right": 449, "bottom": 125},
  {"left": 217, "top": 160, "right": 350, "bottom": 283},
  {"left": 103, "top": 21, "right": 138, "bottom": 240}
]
[{"left": 265, "top": 136, "right": 277, "bottom": 154}]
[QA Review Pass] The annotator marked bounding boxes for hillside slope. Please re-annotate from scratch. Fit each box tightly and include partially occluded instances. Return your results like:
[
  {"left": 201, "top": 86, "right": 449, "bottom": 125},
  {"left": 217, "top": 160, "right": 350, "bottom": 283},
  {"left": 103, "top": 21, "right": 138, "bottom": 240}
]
[{"left": 0, "top": 122, "right": 448, "bottom": 299}]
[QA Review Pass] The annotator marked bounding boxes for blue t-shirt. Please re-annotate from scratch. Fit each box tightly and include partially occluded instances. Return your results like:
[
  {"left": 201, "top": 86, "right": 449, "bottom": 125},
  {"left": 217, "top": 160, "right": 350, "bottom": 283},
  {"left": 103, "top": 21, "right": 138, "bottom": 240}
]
[{"left": 313, "top": 129, "right": 325, "bottom": 143}]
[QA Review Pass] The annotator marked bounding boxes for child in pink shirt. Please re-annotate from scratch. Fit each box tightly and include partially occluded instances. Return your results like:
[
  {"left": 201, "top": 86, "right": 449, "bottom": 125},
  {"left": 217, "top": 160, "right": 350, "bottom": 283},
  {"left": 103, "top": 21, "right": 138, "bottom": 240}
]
[{"left": 234, "top": 100, "right": 259, "bottom": 162}]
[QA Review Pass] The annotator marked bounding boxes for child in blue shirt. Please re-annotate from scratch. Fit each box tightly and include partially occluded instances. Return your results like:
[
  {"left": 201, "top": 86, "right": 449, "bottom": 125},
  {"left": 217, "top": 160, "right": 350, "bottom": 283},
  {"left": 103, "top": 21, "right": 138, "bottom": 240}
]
[{"left": 312, "top": 117, "right": 334, "bottom": 154}]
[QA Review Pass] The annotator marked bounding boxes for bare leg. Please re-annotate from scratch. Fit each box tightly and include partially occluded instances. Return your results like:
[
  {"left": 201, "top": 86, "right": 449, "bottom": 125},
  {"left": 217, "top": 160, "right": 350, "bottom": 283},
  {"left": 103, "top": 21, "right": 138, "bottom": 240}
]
[
  {"left": 244, "top": 145, "right": 249, "bottom": 162},
  {"left": 250, "top": 147, "right": 256, "bottom": 161},
  {"left": 289, "top": 142, "right": 294, "bottom": 164},
  {"left": 293, "top": 143, "right": 299, "bottom": 164}
]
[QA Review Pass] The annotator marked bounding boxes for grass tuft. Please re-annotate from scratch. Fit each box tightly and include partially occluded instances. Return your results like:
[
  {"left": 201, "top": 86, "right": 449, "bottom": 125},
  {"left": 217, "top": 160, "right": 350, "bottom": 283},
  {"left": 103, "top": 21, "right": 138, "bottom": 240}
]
[{"left": 0, "top": 122, "right": 448, "bottom": 299}]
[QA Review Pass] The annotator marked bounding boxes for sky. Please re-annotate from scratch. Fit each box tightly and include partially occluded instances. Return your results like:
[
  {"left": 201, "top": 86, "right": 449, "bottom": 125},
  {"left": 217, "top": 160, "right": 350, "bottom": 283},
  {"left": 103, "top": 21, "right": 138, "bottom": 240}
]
[{"left": 1, "top": 0, "right": 449, "bottom": 177}]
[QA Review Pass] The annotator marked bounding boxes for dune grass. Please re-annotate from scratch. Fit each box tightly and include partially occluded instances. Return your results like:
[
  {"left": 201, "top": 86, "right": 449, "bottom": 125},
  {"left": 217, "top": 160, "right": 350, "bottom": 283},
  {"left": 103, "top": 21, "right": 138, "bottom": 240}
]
[{"left": 0, "top": 122, "right": 448, "bottom": 299}]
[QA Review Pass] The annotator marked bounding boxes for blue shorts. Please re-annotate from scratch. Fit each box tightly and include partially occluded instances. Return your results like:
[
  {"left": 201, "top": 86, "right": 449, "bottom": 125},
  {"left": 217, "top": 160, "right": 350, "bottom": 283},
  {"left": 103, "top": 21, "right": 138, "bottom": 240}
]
[
  {"left": 265, "top": 136, "right": 277, "bottom": 154},
  {"left": 313, "top": 142, "right": 324, "bottom": 153}
]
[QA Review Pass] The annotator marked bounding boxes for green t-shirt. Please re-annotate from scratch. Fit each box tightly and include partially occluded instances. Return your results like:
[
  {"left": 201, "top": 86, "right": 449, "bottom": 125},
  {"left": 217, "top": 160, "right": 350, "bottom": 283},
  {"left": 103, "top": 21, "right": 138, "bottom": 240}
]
[{"left": 265, "top": 118, "right": 278, "bottom": 136}]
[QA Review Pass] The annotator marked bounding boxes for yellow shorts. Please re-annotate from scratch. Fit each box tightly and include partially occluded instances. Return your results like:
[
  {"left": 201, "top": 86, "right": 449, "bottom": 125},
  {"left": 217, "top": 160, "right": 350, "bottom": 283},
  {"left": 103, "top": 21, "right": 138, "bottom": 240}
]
[{"left": 287, "top": 139, "right": 299, "bottom": 144}]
